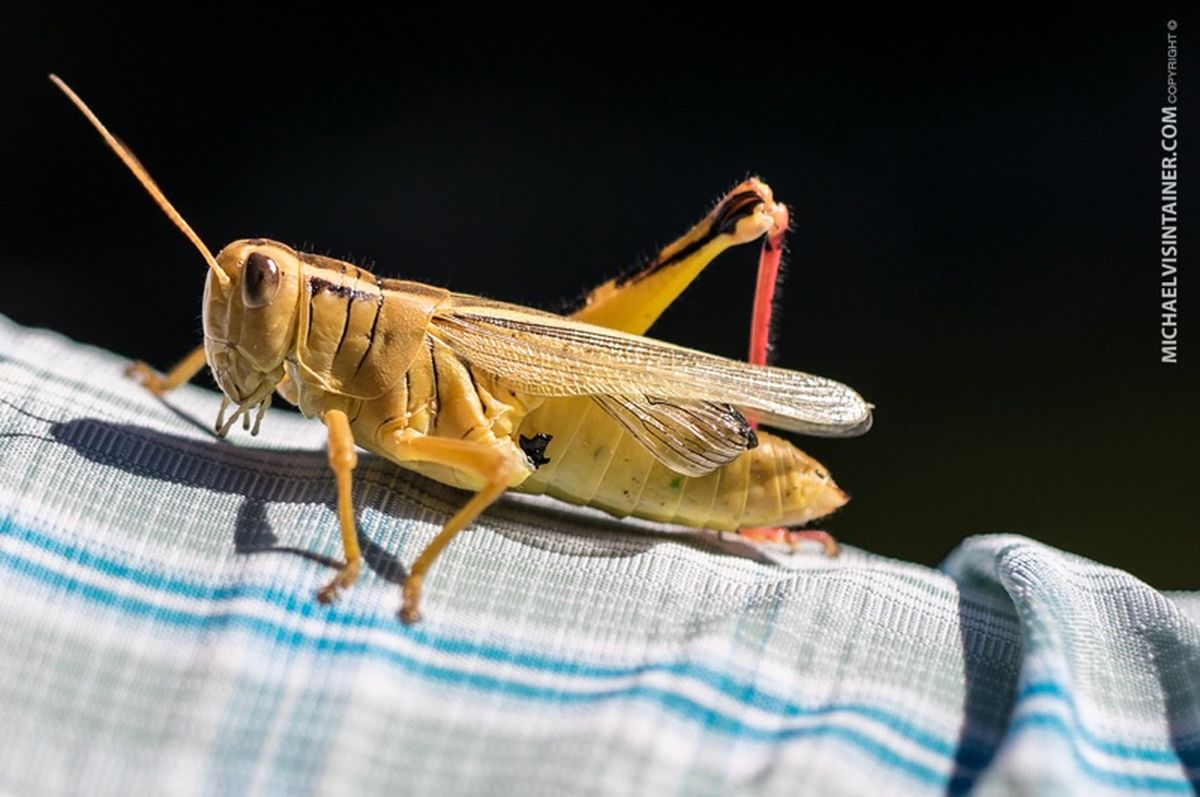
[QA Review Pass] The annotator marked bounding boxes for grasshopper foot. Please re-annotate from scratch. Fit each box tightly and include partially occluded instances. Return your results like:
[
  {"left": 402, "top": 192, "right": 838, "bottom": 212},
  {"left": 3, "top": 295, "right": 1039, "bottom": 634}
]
[
  {"left": 317, "top": 558, "right": 362, "bottom": 604},
  {"left": 739, "top": 527, "right": 841, "bottom": 557},
  {"left": 399, "top": 576, "right": 423, "bottom": 624},
  {"left": 125, "top": 361, "right": 169, "bottom": 395}
]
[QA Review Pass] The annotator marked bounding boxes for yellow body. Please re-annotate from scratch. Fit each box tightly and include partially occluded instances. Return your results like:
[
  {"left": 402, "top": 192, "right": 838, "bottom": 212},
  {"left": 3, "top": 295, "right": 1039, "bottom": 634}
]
[
  {"left": 253, "top": 247, "right": 846, "bottom": 532},
  {"left": 191, "top": 184, "right": 869, "bottom": 624},
  {"left": 52, "top": 73, "right": 869, "bottom": 622},
  {"left": 228, "top": 182, "right": 852, "bottom": 535}
]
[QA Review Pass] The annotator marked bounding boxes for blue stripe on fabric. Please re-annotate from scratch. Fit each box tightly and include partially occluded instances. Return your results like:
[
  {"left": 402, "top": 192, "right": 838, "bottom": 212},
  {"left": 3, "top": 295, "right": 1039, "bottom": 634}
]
[
  {"left": 6, "top": 518, "right": 1192, "bottom": 766},
  {"left": 1008, "top": 713, "right": 1196, "bottom": 794},
  {"left": 1016, "top": 681, "right": 1196, "bottom": 765},
  {"left": 0, "top": 516, "right": 986, "bottom": 766},
  {"left": 0, "top": 542, "right": 944, "bottom": 787},
  {"left": 1, "top": 516, "right": 1195, "bottom": 792}
]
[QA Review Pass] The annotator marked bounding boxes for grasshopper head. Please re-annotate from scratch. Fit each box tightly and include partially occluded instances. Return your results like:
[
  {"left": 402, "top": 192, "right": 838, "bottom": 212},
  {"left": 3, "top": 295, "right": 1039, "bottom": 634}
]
[
  {"left": 203, "top": 239, "right": 303, "bottom": 434},
  {"left": 49, "top": 77, "right": 303, "bottom": 437}
]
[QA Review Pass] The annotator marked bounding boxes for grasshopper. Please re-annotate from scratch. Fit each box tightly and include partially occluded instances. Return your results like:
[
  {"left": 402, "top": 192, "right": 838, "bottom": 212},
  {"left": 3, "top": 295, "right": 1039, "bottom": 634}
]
[{"left": 52, "top": 75, "right": 873, "bottom": 623}]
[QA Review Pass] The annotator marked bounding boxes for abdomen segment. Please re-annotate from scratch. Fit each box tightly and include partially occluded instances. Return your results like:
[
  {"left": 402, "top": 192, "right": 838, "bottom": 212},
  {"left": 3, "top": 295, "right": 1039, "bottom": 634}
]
[{"left": 516, "top": 396, "right": 848, "bottom": 530}]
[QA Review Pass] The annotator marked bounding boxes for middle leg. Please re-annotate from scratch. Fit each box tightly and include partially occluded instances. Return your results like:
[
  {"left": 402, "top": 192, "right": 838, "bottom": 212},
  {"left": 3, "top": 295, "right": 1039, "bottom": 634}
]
[{"left": 374, "top": 431, "right": 522, "bottom": 624}]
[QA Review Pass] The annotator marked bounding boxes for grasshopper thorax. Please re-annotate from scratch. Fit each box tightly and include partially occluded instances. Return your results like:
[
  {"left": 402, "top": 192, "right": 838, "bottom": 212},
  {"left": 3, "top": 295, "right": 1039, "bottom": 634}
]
[{"left": 203, "top": 239, "right": 303, "bottom": 432}]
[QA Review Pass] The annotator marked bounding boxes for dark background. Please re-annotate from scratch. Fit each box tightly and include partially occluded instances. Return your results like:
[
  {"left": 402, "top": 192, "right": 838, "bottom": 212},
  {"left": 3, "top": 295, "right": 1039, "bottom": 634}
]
[{"left": 3, "top": 11, "right": 1196, "bottom": 586}]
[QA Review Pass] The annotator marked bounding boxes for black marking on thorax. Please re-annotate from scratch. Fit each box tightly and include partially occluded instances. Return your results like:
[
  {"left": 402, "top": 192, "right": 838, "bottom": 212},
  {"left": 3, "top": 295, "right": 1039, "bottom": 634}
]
[
  {"left": 519, "top": 433, "right": 553, "bottom": 468},
  {"left": 307, "top": 275, "right": 376, "bottom": 303},
  {"left": 335, "top": 265, "right": 359, "bottom": 355},
  {"left": 352, "top": 274, "right": 385, "bottom": 378}
]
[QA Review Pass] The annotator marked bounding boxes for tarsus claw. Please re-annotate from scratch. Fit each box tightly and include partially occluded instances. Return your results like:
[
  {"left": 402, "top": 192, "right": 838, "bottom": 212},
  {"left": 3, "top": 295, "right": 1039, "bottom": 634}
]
[
  {"left": 739, "top": 527, "right": 841, "bottom": 557},
  {"left": 125, "top": 361, "right": 167, "bottom": 395}
]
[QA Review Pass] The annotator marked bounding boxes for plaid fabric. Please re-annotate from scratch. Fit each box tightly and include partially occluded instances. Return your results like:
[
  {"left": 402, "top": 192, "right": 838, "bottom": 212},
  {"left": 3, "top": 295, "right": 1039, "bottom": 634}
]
[{"left": 0, "top": 313, "right": 1197, "bottom": 796}]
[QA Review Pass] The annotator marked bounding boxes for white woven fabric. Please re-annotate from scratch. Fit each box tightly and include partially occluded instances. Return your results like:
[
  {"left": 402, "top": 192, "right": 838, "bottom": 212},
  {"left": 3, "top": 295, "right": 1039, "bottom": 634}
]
[{"left": 0, "top": 314, "right": 1196, "bottom": 795}]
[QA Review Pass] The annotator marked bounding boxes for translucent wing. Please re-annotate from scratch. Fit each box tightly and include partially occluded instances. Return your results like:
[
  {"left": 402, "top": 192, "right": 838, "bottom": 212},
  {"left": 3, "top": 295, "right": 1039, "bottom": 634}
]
[
  {"left": 592, "top": 394, "right": 757, "bottom": 476},
  {"left": 431, "top": 297, "right": 873, "bottom": 437}
]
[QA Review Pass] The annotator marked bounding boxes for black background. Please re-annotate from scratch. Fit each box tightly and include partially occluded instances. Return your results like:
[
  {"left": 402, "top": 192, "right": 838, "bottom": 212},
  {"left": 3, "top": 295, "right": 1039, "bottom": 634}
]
[{"left": 3, "top": 10, "right": 1196, "bottom": 586}]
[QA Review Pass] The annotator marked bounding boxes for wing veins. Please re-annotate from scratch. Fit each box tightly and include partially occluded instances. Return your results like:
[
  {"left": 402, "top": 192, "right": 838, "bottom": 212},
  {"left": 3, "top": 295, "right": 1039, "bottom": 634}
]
[{"left": 431, "top": 304, "right": 872, "bottom": 437}]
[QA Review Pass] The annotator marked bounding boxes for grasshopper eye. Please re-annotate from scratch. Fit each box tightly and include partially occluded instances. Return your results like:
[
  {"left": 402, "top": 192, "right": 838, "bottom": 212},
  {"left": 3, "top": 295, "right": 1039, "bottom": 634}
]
[{"left": 242, "top": 252, "right": 280, "bottom": 308}]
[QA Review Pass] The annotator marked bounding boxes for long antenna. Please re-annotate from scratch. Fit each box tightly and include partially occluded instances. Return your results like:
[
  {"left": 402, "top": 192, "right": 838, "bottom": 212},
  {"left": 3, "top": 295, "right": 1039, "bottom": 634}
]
[{"left": 49, "top": 74, "right": 230, "bottom": 286}]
